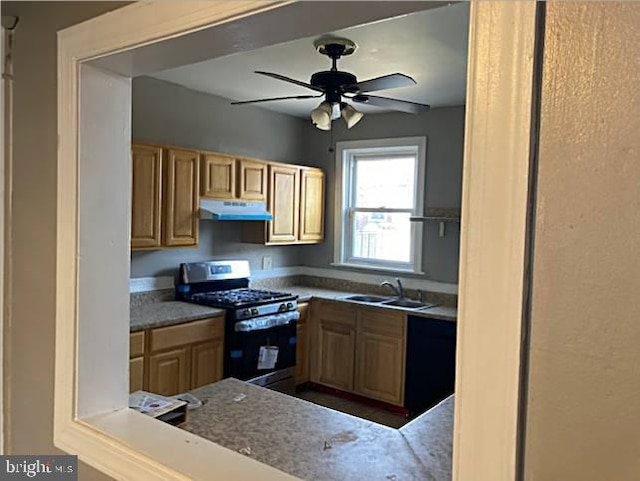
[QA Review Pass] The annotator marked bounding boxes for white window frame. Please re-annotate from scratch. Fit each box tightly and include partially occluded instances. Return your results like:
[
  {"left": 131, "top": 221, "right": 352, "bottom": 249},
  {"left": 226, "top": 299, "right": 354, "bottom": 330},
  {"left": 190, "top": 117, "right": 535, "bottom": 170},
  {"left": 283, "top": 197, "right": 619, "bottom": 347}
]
[
  {"left": 53, "top": 1, "right": 539, "bottom": 480},
  {"left": 333, "top": 137, "right": 426, "bottom": 274}
]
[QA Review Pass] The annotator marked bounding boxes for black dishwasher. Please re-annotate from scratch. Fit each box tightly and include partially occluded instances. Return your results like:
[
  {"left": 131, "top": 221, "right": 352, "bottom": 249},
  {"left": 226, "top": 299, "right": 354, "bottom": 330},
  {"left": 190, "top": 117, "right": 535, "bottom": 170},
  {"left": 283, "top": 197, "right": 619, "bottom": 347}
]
[{"left": 404, "top": 316, "right": 457, "bottom": 416}]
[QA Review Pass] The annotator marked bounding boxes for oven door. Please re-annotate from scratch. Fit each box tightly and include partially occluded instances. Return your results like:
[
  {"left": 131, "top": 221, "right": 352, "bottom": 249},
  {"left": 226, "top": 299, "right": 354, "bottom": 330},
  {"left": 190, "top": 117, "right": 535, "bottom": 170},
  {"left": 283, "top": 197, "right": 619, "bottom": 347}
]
[{"left": 226, "top": 311, "right": 298, "bottom": 381}]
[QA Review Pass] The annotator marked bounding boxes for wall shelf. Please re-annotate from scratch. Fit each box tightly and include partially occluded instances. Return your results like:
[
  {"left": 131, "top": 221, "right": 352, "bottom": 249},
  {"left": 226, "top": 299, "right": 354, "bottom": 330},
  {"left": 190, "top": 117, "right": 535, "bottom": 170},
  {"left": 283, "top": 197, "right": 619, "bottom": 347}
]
[{"left": 410, "top": 216, "right": 461, "bottom": 238}]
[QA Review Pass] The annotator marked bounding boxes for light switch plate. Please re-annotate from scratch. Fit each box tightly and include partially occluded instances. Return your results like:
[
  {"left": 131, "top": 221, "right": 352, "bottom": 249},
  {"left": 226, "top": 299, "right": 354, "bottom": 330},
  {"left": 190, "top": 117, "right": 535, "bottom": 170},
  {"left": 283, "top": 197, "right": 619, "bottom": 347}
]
[{"left": 262, "top": 256, "right": 273, "bottom": 271}]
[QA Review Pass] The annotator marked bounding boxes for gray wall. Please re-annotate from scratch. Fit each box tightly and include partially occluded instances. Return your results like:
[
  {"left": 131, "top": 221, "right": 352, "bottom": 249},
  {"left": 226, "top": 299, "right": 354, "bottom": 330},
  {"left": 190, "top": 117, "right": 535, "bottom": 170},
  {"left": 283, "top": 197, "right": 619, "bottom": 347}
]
[
  {"left": 130, "top": 76, "right": 309, "bottom": 278},
  {"left": 299, "top": 106, "right": 465, "bottom": 283},
  {"left": 131, "top": 222, "right": 302, "bottom": 278},
  {"left": 131, "top": 77, "right": 464, "bottom": 283}
]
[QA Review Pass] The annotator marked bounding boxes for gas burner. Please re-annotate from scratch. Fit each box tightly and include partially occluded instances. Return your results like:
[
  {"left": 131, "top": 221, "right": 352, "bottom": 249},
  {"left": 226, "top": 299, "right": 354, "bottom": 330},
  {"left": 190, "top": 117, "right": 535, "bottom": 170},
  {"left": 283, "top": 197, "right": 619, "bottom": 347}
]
[{"left": 192, "top": 288, "right": 293, "bottom": 308}]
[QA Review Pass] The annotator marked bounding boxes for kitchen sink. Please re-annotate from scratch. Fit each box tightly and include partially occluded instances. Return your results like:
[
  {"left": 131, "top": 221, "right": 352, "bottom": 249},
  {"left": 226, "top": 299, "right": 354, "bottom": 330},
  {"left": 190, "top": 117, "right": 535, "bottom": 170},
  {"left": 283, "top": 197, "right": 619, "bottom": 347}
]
[
  {"left": 382, "top": 299, "right": 435, "bottom": 309},
  {"left": 344, "top": 295, "right": 391, "bottom": 303}
]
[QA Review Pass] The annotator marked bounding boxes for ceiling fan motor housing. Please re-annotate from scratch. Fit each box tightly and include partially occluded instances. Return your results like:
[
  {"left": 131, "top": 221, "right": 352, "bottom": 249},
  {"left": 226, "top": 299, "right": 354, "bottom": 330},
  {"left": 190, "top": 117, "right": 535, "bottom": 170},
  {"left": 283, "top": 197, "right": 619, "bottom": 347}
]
[{"left": 310, "top": 71, "right": 358, "bottom": 102}]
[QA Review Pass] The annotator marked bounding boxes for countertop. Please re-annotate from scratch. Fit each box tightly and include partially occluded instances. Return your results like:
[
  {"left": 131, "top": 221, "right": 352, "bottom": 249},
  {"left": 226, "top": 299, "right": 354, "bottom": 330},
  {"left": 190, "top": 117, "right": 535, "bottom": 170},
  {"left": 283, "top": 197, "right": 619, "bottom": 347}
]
[
  {"left": 183, "top": 378, "right": 453, "bottom": 481},
  {"left": 129, "top": 287, "right": 456, "bottom": 332},
  {"left": 130, "top": 301, "right": 225, "bottom": 332},
  {"left": 284, "top": 286, "right": 457, "bottom": 322}
]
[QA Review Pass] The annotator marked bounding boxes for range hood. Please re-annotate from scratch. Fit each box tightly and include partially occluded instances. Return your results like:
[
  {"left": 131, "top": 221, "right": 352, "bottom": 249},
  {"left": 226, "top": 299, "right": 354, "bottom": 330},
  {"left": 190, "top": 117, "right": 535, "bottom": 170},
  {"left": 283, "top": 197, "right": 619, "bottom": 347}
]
[{"left": 199, "top": 199, "right": 273, "bottom": 221}]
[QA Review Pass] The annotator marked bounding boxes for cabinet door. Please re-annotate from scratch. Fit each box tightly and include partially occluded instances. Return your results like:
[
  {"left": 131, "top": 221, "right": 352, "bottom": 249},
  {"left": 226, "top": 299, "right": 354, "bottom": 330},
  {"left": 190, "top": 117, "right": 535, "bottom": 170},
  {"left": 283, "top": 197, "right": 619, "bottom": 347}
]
[
  {"left": 201, "top": 153, "right": 236, "bottom": 199},
  {"left": 317, "top": 321, "right": 356, "bottom": 392},
  {"left": 268, "top": 165, "right": 299, "bottom": 243},
  {"left": 295, "top": 303, "right": 310, "bottom": 385},
  {"left": 164, "top": 148, "right": 199, "bottom": 246},
  {"left": 190, "top": 341, "right": 223, "bottom": 389},
  {"left": 238, "top": 159, "right": 267, "bottom": 201},
  {"left": 131, "top": 144, "right": 163, "bottom": 249},
  {"left": 129, "top": 357, "right": 145, "bottom": 393},
  {"left": 355, "top": 331, "right": 405, "bottom": 405},
  {"left": 148, "top": 348, "right": 189, "bottom": 396},
  {"left": 299, "top": 168, "right": 325, "bottom": 242}
]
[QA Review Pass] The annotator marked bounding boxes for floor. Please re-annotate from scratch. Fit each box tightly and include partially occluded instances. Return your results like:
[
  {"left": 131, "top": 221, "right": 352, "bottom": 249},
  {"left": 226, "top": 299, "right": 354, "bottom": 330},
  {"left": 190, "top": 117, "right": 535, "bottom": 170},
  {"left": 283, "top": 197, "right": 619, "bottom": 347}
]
[{"left": 296, "top": 390, "right": 408, "bottom": 429}]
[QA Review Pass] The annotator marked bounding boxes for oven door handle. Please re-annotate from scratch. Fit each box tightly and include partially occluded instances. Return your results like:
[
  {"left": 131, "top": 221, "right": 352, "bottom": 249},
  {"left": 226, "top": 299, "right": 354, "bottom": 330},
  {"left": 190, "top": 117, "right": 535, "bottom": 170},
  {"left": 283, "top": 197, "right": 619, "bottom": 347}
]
[{"left": 234, "top": 310, "right": 300, "bottom": 332}]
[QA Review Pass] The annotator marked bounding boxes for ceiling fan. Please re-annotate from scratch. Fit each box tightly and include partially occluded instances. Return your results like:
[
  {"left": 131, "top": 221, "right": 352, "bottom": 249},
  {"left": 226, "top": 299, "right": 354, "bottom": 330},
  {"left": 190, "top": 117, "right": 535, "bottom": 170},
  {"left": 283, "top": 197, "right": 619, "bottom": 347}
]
[{"left": 231, "top": 37, "right": 431, "bottom": 130}]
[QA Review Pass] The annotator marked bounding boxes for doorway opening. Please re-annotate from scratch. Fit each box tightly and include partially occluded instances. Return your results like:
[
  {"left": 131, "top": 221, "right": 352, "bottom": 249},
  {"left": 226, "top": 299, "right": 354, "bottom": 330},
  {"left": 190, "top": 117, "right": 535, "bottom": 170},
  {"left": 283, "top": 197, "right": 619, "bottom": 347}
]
[{"left": 57, "top": 2, "right": 539, "bottom": 480}]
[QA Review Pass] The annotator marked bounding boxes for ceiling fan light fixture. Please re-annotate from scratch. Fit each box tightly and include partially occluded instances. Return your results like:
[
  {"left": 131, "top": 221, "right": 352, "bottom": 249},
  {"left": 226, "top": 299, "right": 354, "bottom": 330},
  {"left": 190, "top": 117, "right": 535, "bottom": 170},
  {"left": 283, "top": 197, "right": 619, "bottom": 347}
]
[
  {"left": 340, "top": 102, "right": 364, "bottom": 129},
  {"left": 311, "top": 101, "right": 333, "bottom": 130}
]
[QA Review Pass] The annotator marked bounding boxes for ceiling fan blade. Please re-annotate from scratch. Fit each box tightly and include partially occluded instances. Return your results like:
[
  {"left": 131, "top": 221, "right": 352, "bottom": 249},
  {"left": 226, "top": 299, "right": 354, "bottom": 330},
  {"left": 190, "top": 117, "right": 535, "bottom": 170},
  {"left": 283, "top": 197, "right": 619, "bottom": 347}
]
[
  {"left": 231, "top": 94, "right": 323, "bottom": 105},
  {"left": 255, "top": 71, "right": 324, "bottom": 93},
  {"left": 350, "top": 94, "right": 430, "bottom": 114},
  {"left": 349, "top": 73, "right": 416, "bottom": 93}
]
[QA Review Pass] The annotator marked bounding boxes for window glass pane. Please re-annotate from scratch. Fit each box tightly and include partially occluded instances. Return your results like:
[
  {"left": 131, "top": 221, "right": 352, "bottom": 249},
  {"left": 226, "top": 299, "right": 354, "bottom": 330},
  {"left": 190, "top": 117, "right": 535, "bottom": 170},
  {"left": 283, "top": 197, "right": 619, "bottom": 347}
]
[
  {"left": 351, "top": 212, "right": 411, "bottom": 263},
  {"left": 354, "top": 156, "right": 415, "bottom": 208}
]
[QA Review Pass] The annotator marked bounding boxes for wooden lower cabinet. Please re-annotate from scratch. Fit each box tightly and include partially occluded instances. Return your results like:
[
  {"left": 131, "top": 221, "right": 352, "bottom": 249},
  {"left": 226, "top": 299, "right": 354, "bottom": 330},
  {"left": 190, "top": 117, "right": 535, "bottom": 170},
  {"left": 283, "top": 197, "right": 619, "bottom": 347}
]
[
  {"left": 129, "top": 357, "right": 145, "bottom": 393},
  {"left": 310, "top": 300, "right": 407, "bottom": 405},
  {"left": 191, "top": 341, "right": 224, "bottom": 389},
  {"left": 129, "top": 331, "right": 146, "bottom": 393},
  {"left": 310, "top": 301, "right": 357, "bottom": 392},
  {"left": 354, "top": 308, "right": 406, "bottom": 405},
  {"left": 131, "top": 316, "right": 224, "bottom": 396},
  {"left": 318, "top": 323, "right": 356, "bottom": 391},
  {"left": 354, "top": 331, "right": 405, "bottom": 405},
  {"left": 148, "top": 348, "right": 190, "bottom": 396},
  {"left": 295, "top": 303, "right": 310, "bottom": 385}
]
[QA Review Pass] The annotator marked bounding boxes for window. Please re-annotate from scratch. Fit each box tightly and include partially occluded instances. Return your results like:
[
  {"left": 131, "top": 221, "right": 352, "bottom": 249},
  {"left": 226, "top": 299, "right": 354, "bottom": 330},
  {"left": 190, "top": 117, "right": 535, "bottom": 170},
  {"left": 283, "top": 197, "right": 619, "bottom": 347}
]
[{"left": 334, "top": 137, "right": 426, "bottom": 273}]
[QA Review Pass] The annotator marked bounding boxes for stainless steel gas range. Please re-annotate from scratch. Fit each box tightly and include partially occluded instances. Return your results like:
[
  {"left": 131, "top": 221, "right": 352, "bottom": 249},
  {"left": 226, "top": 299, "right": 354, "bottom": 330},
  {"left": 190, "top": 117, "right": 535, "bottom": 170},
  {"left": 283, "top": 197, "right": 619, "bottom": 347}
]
[{"left": 177, "top": 260, "right": 299, "bottom": 393}]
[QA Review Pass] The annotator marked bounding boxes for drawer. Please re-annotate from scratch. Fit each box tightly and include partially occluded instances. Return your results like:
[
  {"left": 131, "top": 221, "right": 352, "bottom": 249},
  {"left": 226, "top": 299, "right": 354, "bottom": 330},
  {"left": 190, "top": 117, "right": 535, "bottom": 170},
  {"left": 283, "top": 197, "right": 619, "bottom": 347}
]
[
  {"left": 150, "top": 316, "right": 224, "bottom": 352},
  {"left": 359, "top": 307, "right": 406, "bottom": 337},
  {"left": 130, "top": 331, "right": 145, "bottom": 358},
  {"left": 313, "top": 300, "right": 357, "bottom": 328}
]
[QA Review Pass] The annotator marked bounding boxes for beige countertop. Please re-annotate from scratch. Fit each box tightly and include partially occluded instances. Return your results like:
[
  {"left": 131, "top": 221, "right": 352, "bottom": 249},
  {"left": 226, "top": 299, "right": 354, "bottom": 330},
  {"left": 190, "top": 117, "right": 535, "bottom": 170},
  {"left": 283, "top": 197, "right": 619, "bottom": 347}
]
[
  {"left": 285, "top": 286, "right": 458, "bottom": 322},
  {"left": 129, "top": 286, "right": 456, "bottom": 332},
  {"left": 130, "top": 301, "right": 225, "bottom": 332},
  {"left": 183, "top": 378, "right": 453, "bottom": 481}
]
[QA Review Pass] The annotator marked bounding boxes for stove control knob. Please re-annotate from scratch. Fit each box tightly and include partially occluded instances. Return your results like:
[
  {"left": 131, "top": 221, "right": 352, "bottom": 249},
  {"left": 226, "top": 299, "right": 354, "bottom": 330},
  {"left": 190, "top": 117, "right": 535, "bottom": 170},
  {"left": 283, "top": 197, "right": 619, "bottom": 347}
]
[
  {"left": 278, "top": 303, "right": 287, "bottom": 312},
  {"left": 243, "top": 309, "right": 251, "bottom": 317},
  {"left": 251, "top": 308, "right": 259, "bottom": 315},
  {"left": 286, "top": 302, "right": 294, "bottom": 309}
]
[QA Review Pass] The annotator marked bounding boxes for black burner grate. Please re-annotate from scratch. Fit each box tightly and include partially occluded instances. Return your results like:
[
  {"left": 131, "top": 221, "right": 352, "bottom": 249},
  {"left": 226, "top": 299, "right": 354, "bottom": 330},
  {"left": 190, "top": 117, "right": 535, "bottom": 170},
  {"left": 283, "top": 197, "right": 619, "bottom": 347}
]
[{"left": 191, "top": 288, "right": 292, "bottom": 308}]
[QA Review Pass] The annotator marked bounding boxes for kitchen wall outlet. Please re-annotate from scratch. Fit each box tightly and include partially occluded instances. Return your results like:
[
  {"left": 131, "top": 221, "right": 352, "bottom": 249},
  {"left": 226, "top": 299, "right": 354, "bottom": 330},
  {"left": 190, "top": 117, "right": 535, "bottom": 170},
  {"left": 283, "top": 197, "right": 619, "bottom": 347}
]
[{"left": 262, "top": 256, "right": 273, "bottom": 271}]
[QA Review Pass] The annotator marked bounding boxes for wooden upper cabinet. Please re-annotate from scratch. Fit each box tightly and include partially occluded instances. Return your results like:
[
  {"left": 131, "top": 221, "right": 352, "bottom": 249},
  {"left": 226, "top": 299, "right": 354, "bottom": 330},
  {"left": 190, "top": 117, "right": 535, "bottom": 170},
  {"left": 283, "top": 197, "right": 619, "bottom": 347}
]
[
  {"left": 268, "top": 164, "right": 300, "bottom": 243},
  {"left": 238, "top": 158, "right": 267, "bottom": 201},
  {"left": 201, "top": 152, "right": 236, "bottom": 199},
  {"left": 299, "top": 168, "right": 325, "bottom": 242},
  {"left": 131, "top": 144, "right": 163, "bottom": 249},
  {"left": 164, "top": 148, "right": 199, "bottom": 247}
]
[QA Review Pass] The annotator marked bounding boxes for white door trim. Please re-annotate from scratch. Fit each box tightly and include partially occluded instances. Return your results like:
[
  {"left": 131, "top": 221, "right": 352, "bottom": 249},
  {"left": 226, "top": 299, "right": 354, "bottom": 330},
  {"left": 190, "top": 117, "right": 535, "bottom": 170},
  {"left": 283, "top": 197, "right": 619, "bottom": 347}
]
[
  {"left": 1, "top": 24, "right": 6, "bottom": 454},
  {"left": 55, "top": 1, "right": 539, "bottom": 479},
  {"left": 453, "top": 2, "right": 539, "bottom": 479}
]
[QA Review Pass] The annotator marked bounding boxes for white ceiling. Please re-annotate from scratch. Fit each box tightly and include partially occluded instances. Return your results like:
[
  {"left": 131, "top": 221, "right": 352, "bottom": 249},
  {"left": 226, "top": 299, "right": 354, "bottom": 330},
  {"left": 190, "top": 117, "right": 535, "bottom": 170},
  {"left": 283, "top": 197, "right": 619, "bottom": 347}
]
[{"left": 150, "top": 3, "right": 469, "bottom": 118}]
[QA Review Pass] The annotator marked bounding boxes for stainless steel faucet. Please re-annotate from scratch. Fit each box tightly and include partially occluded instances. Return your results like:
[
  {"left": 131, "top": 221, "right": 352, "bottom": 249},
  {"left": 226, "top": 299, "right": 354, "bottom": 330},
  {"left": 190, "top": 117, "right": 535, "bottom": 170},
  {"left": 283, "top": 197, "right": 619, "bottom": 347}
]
[{"left": 380, "top": 278, "right": 405, "bottom": 299}]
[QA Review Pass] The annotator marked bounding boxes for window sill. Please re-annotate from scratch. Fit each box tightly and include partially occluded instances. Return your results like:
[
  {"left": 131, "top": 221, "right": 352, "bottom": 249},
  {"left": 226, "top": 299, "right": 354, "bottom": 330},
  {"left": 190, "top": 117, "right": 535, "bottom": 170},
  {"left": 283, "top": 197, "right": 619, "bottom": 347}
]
[{"left": 330, "top": 262, "right": 425, "bottom": 276}]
